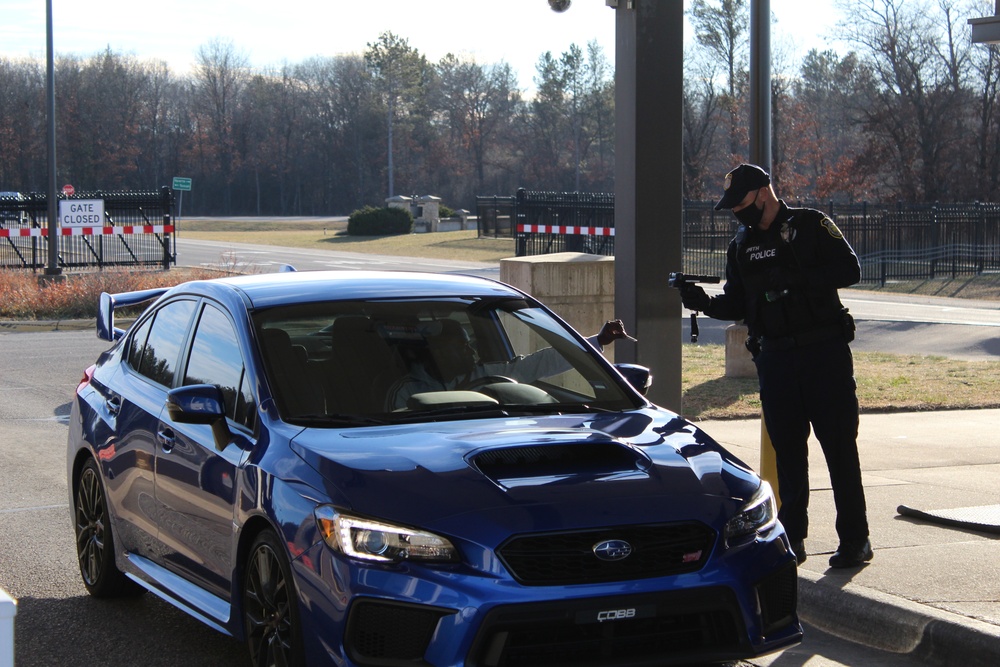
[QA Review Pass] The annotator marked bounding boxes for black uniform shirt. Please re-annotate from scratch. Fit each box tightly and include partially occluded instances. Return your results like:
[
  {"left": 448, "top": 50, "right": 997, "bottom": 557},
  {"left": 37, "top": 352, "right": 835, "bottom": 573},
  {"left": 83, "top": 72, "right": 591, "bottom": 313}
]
[{"left": 706, "top": 201, "right": 861, "bottom": 339}]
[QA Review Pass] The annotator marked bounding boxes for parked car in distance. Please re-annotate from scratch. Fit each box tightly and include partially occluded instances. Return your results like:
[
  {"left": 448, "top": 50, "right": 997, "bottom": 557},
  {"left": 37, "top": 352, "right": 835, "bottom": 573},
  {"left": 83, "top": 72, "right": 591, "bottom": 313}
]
[{"left": 67, "top": 269, "right": 801, "bottom": 667}]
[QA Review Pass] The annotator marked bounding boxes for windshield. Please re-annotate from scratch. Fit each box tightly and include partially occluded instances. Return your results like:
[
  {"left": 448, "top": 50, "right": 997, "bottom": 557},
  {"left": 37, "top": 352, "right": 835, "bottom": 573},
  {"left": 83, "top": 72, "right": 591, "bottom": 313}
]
[{"left": 252, "top": 296, "right": 641, "bottom": 425}]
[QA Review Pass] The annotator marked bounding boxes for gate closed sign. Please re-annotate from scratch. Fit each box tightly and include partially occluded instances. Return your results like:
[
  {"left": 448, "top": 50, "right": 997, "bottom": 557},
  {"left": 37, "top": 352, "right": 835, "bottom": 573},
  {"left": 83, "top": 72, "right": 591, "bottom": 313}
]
[{"left": 59, "top": 199, "right": 105, "bottom": 227}]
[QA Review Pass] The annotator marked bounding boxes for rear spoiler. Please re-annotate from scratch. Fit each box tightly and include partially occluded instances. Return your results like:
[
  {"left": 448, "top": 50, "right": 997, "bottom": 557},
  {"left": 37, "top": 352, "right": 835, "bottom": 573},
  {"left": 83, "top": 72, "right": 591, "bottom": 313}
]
[{"left": 97, "top": 288, "right": 169, "bottom": 342}]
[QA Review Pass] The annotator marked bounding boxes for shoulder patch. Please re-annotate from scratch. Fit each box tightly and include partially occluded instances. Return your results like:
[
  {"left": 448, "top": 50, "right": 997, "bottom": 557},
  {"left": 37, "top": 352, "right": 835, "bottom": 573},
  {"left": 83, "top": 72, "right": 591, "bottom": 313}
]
[{"left": 821, "top": 217, "right": 844, "bottom": 239}]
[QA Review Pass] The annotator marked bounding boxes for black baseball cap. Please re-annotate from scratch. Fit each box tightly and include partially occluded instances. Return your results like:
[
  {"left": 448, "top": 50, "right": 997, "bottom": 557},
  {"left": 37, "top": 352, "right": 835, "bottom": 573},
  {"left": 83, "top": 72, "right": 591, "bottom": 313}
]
[{"left": 714, "top": 164, "right": 771, "bottom": 210}]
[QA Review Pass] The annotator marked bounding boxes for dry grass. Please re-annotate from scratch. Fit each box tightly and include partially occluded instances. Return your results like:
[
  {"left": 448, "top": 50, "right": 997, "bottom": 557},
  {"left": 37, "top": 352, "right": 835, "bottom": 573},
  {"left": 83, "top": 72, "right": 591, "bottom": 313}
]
[
  {"left": 181, "top": 219, "right": 517, "bottom": 263},
  {"left": 0, "top": 267, "right": 225, "bottom": 320},
  {"left": 681, "top": 344, "right": 1000, "bottom": 420}
]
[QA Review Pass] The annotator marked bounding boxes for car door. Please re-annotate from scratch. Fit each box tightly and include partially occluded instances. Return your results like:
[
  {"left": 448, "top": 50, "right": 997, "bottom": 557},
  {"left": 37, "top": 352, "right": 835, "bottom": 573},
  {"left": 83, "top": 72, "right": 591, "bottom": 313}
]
[
  {"left": 104, "top": 298, "right": 197, "bottom": 560},
  {"left": 154, "top": 301, "right": 256, "bottom": 599}
]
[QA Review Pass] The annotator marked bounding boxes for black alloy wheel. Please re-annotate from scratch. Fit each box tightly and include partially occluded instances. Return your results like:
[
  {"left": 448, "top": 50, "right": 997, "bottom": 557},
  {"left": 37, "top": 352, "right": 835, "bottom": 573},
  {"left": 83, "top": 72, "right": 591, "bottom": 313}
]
[
  {"left": 244, "top": 530, "right": 304, "bottom": 667},
  {"left": 74, "top": 458, "right": 142, "bottom": 597}
]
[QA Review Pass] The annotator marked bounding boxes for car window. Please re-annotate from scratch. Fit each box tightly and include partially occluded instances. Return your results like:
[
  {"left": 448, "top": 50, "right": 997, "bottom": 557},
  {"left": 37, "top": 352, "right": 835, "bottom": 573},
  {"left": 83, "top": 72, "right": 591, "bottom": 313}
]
[
  {"left": 125, "top": 316, "right": 153, "bottom": 370},
  {"left": 184, "top": 303, "right": 255, "bottom": 430},
  {"left": 253, "top": 297, "right": 640, "bottom": 424},
  {"left": 135, "top": 299, "right": 197, "bottom": 388}
]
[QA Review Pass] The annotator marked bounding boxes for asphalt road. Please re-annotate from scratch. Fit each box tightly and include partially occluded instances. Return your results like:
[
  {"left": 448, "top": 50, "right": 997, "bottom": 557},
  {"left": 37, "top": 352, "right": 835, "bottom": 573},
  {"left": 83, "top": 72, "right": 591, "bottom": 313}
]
[{"left": 0, "top": 330, "right": 246, "bottom": 666}]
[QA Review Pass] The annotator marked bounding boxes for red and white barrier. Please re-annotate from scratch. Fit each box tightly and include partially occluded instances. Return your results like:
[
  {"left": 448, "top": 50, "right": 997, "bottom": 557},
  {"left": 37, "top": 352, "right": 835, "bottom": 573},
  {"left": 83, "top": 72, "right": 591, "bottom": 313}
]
[
  {"left": 0, "top": 225, "right": 173, "bottom": 238},
  {"left": 516, "top": 224, "right": 615, "bottom": 236}
]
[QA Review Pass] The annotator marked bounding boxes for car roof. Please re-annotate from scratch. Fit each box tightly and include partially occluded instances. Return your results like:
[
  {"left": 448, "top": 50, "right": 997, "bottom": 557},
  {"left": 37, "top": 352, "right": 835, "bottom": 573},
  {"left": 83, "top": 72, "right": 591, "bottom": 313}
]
[{"left": 173, "top": 270, "right": 526, "bottom": 310}]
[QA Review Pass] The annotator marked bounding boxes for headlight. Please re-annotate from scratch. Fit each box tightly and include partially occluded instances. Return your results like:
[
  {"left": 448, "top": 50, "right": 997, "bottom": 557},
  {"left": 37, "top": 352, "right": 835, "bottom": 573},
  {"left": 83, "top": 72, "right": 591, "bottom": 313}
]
[
  {"left": 314, "top": 506, "right": 459, "bottom": 563},
  {"left": 724, "top": 481, "right": 777, "bottom": 543}
]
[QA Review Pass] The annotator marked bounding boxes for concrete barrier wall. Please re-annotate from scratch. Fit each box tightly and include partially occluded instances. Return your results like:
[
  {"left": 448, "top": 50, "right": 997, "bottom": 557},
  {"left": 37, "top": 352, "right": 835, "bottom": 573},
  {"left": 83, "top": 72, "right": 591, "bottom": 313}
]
[
  {"left": 499, "top": 252, "right": 617, "bottom": 362},
  {"left": 499, "top": 252, "right": 753, "bottom": 378}
]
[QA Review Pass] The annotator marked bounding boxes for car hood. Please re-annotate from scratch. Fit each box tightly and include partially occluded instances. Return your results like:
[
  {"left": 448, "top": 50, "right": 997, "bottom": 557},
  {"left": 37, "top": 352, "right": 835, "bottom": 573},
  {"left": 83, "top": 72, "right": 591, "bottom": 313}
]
[{"left": 289, "top": 409, "right": 760, "bottom": 541}]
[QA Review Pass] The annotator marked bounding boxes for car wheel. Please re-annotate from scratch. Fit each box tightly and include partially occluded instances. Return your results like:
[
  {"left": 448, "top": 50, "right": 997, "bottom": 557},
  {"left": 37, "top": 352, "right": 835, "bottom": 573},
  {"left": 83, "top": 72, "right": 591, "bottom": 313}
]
[
  {"left": 243, "top": 530, "right": 304, "bottom": 667},
  {"left": 74, "top": 458, "right": 143, "bottom": 597}
]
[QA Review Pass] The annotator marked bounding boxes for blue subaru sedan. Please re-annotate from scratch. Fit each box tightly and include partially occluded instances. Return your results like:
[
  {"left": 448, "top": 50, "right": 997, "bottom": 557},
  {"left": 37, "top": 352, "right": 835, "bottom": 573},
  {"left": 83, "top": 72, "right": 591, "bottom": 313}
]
[{"left": 67, "top": 270, "right": 801, "bottom": 667}]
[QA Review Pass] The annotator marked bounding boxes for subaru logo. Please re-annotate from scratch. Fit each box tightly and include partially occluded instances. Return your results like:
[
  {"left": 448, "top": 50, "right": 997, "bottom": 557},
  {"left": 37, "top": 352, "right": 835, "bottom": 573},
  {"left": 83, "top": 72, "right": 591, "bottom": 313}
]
[{"left": 593, "top": 539, "right": 633, "bottom": 562}]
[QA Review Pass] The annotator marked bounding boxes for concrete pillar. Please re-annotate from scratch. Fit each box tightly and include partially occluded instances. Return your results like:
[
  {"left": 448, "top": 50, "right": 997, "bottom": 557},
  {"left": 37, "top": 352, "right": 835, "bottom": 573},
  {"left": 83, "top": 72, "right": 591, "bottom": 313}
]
[
  {"left": 725, "top": 323, "right": 756, "bottom": 378},
  {"left": 612, "top": 0, "right": 684, "bottom": 411}
]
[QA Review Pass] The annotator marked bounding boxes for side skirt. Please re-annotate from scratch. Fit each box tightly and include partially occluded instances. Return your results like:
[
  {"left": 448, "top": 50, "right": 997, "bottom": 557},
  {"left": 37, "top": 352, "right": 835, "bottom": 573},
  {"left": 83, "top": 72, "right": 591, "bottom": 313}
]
[{"left": 124, "top": 552, "right": 233, "bottom": 636}]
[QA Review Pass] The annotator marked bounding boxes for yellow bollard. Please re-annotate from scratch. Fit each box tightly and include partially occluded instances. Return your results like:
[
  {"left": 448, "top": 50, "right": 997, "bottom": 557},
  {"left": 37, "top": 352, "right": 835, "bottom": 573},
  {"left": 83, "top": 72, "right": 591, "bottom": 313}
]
[{"left": 759, "top": 413, "right": 780, "bottom": 509}]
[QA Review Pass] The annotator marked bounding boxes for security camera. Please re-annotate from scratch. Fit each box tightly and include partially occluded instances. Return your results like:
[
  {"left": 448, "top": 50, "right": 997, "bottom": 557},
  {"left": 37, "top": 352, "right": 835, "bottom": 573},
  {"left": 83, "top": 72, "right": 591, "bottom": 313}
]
[{"left": 549, "top": 0, "right": 572, "bottom": 12}]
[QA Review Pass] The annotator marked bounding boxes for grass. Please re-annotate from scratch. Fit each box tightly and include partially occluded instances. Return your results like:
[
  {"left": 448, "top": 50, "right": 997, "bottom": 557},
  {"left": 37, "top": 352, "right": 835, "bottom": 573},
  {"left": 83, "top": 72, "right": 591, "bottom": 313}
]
[
  {"left": 681, "top": 344, "right": 1000, "bottom": 420},
  {"left": 180, "top": 218, "right": 517, "bottom": 263},
  {"left": 6, "top": 217, "right": 999, "bottom": 419}
]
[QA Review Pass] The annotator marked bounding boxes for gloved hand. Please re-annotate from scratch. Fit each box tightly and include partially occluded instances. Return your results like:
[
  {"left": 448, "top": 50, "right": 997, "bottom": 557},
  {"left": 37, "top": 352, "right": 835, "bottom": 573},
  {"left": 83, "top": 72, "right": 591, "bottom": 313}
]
[{"left": 679, "top": 282, "right": 711, "bottom": 312}]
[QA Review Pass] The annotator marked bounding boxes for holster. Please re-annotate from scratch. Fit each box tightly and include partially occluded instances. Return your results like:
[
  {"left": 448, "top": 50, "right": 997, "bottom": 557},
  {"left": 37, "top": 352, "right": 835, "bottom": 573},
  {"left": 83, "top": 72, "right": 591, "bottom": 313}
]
[{"left": 841, "top": 308, "right": 856, "bottom": 343}]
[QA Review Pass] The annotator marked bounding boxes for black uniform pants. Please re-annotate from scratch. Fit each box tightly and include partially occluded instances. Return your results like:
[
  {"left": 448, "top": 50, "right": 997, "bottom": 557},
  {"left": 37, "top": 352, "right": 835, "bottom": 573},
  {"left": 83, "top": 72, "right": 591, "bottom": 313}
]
[{"left": 756, "top": 336, "right": 869, "bottom": 545}]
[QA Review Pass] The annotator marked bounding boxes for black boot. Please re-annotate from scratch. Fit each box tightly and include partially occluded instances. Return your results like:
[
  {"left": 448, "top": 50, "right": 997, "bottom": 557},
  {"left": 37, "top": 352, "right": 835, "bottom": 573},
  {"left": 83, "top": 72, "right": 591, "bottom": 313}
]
[{"left": 828, "top": 539, "right": 873, "bottom": 568}]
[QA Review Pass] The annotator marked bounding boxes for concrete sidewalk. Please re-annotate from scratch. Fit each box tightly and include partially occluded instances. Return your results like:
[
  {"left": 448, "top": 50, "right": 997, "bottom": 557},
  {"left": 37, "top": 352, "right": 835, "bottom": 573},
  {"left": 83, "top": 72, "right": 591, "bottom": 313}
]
[{"left": 699, "top": 409, "right": 1000, "bottom": 667}]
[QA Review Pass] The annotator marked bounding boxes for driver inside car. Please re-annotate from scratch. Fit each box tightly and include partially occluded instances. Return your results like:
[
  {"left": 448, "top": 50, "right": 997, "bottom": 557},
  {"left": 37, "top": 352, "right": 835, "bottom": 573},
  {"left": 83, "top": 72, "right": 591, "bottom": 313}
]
[{"left": 386, "top": 318, "right": 632, "bottom": 410}]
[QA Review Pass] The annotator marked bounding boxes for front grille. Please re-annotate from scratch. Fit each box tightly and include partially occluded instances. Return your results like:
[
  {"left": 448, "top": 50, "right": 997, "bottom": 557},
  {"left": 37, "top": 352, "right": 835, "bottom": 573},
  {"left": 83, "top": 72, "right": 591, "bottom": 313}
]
[
  {"left": 467, "top": 588, "right": 745, "bottom": 667},
  {"left": 756, "top": 562, "right": 798, "bottom": 635},
  {"left": 497, "top": 523, "right": 716, "bottom": 585},
  {"left": 345, "top": 599, "right": 454, "bottom": 666}
]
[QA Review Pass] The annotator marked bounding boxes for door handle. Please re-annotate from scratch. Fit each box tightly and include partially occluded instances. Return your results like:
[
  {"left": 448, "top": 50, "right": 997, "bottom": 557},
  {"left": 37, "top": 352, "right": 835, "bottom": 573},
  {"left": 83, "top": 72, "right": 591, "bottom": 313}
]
[
  {"left": 106, "top": 396, "right": 121, "bottom": 415},
  {"left": 157, "top": 427, "right": 175, "bottom": 452}
]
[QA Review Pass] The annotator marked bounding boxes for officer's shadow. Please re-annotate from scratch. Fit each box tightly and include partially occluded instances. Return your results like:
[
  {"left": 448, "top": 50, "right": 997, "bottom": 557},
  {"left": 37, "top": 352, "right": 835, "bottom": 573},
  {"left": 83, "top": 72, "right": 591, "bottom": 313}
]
[{"left": 680, "top": 375, "right": 759, "bottom": 419}]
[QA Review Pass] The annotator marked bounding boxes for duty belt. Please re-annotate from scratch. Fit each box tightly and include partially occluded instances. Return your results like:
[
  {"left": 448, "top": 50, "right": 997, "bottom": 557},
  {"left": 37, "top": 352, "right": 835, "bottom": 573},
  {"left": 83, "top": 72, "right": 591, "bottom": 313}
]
[{"left": 759, "top": 325, "right": 844, "bottom": 352}]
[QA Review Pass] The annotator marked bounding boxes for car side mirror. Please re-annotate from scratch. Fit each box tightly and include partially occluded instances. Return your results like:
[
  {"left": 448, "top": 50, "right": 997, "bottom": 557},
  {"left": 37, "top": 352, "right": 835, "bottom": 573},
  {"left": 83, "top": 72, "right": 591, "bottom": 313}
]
[
  {"left": 166, "top": 384, "right": 233, "bottom": 451},
  {"left": 614, "top": 363, "right": 652, "bottom": 396}
]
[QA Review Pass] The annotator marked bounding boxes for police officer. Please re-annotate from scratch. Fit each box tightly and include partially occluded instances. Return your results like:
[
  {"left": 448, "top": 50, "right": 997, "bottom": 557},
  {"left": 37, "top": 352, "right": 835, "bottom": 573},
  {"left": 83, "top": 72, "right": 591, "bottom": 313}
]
[{"left": 680, "top": 164, "right": 872, "bottom": 568}]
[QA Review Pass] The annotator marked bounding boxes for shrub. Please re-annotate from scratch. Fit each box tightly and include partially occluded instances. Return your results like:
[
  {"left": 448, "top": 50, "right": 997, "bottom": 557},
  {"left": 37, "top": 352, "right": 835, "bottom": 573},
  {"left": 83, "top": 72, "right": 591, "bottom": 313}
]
[{"left": 347, "top": 206, "right": 413, "bottom": 236}]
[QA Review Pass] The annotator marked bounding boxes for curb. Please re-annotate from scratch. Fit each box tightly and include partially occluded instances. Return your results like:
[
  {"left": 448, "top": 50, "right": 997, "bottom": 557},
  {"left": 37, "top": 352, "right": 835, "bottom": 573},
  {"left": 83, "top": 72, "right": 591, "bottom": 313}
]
[{"left": 799, "top": 569, "right": 1000, "bottom": 667}]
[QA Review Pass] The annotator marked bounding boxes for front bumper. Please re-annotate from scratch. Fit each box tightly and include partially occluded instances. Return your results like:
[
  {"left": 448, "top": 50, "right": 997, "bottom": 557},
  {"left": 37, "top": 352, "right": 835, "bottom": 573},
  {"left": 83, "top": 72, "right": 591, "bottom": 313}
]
[{"left": 292, "top": 533, "right": 801, "bottom": 667}]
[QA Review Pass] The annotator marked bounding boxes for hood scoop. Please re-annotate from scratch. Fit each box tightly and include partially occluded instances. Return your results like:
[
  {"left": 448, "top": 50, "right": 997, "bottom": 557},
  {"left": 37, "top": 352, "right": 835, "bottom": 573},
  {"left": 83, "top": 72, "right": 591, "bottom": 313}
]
[{"left": 470, "top": 442, "right": 651, "bottom": 489}]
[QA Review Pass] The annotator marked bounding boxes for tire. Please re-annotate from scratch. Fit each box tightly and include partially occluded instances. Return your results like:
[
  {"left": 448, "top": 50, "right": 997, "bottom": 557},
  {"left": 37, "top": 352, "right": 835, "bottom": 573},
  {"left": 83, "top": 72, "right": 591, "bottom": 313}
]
[
  {"left": 74, "top": 458, "right": 143, "bottom": 597},
  {"left": 243, "top": 530, "right": 304, "bottom": 667}
]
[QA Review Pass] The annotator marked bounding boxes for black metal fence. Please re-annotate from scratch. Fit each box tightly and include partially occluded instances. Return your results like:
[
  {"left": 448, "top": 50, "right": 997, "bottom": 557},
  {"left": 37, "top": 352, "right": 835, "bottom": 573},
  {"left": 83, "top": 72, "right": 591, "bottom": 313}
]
[
  {"left": 0, "top": 188, "right": 175, "bottom": 271},
  {"left": 477, "top": 189, "right": 616, "bottom": 257},
  {"left": 477, "top": 193, "right": 1000, "bottom": 285}
]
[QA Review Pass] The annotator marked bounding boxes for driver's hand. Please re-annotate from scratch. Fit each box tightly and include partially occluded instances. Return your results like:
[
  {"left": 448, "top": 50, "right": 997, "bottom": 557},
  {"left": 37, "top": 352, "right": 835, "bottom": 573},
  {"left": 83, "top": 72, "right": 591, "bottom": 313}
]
[{"left": 597, "top": 319, "right": 635, "bottom": 346}]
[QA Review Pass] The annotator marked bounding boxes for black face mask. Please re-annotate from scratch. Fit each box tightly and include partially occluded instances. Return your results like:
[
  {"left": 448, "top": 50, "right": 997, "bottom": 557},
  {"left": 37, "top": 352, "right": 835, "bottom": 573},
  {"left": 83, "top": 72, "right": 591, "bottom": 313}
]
[{"left": 733, "top": 191, "right": 764, "bottom": 228}]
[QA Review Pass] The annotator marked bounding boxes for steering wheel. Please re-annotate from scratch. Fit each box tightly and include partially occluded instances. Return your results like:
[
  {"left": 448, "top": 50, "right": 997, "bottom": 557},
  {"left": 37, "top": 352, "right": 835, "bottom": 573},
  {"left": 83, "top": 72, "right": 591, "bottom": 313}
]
[{"left": 460, "top": 375, "right": 518, "bottom": 390}]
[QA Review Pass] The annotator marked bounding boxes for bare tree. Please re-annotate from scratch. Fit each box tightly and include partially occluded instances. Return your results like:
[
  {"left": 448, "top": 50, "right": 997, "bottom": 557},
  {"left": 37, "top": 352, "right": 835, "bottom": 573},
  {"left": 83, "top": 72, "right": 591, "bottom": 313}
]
[
  {"left": 364, "top": 32, "right": 431, "bottom": 198},
  {"left": 192, "top": 38, "right": 249, "bottom": 213},
  {"left": 835, "top": 0, "right": 970, "bottom": 200},
  {"left": 688, "top": 0, "right": 750, "bottom": 160},
  {"left": 682, "top": 58, "right": 723, "bottom": 199},
  {"left": 437, "top": 55, "right": 522, "bottom": 201}
]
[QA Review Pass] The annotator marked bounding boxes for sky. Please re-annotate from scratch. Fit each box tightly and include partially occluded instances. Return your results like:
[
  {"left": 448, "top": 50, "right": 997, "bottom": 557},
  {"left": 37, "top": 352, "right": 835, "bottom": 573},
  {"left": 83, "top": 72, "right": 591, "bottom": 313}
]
[{"left": 1, "top": 0, "right": 846, "bottom": 91}]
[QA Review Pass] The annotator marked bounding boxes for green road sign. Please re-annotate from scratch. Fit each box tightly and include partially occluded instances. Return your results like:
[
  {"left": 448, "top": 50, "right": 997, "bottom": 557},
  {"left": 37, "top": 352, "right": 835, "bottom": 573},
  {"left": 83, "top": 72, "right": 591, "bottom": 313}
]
[{"left": 172, "top": 177, "right": 192, "bottom": 191}]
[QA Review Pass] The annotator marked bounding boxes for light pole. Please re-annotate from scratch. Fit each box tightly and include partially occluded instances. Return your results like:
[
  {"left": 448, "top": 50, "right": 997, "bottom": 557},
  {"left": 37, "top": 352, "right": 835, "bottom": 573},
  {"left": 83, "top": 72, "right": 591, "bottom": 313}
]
[
  {"left": 45, "top": 0, "right": 61, "bottom": 278},
  {"left": 749, "top": 0, "right": 771, "bottom": 171}
]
